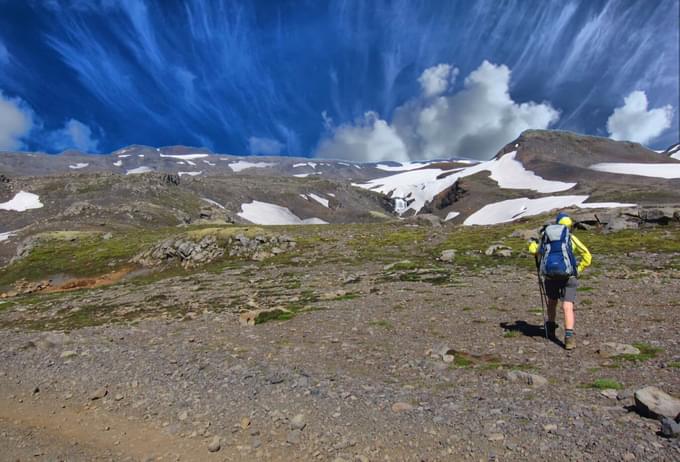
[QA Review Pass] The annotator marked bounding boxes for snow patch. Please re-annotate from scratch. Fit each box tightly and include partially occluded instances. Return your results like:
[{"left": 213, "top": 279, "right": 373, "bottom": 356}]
[
  {"left": 0, "top": 230, "right": 18, "bottom": 242},
  {"left": 176, "top": 161, "right": 185, "bottom": 165},
  {"left": 308, "top": 193, "right": 330, "bottom": 208},
  {"left": 138, "top": 154, "right": 144, "bottom": 158},
  {"left": 0, "top": 191, "right": 44, "bottom": 212},
  {"left": 186, "top": 160, "right": 196, "bottom": 166},
  {"left": 464, "top": 196, "right": 635, "bottom": 226},
  {"left": 375, "top": 162, "right": 430, "bottom": 172},
  {"left": 113, "top": 160, "right": 122, "bottom": 167},
  {"left": 229, "top": 161, "right": 276, "bottom": 172},
  {"left": 293, "top": 162, "right": 317, "bottom": 169},
  {"left": 355, "top": 151, "right": 575, "bottom": 215},
  {"left": 444, "top": 211, "right": 460, "bottom": 221},
  {"left": 126, "top": 166, "right": 153, "bottom": 175},
  {"left": 201, "top": 198, "right": 224, "bottom": 209},
  {"left": 117, "top": 154, "right": 132, "bottom": 158},
  {"left": 159, "top": 153, "right": 209, "bottom": 160},
  {"left": 238, "top": 200, "right": 328, "bottom": 225},
  {"left": 69, "top": 163, "right": 88, "bottom": 170},
  {"left": 589, "top": 163, "right": 680, "bottom": 179},
  {"left": 178, "top": 171, "right": 202, "bottom": 177},
  {"left": 202, "top": 160, "right": 216, "bottom": 166}
]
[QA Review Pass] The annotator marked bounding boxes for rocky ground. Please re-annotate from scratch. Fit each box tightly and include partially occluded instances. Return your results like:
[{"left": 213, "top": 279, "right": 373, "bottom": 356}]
[{"left": 1, "top": 221, "right": 679, "bottom": 461}]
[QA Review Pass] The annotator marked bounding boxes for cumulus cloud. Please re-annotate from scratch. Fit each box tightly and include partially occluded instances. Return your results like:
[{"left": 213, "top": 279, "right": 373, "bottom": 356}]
[
  {"left": 50, "top": 119, "right": 100, "bottom": 152},
  {"left": 418, "top": 64, "right": 458, "bottom": 98},
  {"left": 316, "top": 112, "right": 409, "bottom": 162},
  {"left": 606, "top": 90, "right": 673, "bottom": 145},
  {"left": 0, "top": 90, "right": 34, "bottom": 151},
  {"left": 248, "top": 136, "right": 284, "bottom": 155},
  {"left": 317, "top": 61, "right": 560, "bottom": 162}
]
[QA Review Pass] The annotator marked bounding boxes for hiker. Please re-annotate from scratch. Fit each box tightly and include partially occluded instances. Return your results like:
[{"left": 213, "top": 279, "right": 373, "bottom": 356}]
[{"left": 528, "top": 212, "right": 591, "bottom": 350}]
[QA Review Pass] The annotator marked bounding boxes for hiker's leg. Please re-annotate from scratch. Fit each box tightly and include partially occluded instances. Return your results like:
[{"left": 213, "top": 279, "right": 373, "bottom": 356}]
[
  {"left": 562, "top": 301, "right": 575, "bottom": 330},
  {"left": 547, "top": 298, "right": 558, "bottom": 323}
]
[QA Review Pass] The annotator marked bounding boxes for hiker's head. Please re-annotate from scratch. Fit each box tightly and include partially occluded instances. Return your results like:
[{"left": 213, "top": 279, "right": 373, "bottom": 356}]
[{"left": 556, "top": 212, "right": 573, "bottom": 228}]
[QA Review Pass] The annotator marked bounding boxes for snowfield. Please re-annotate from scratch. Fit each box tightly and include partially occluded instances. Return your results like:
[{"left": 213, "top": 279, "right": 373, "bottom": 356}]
[
  {"left": 178, "top": 171, "right": 202, "bottom": 177},
  {"left": 126, "top": 166, "right": 153, "bottom": 175},
  {"left": 355, "top": 151, "right": 575, "bottom": 214},
  {"left": 238, "top": 201, "right": 327, "bottom": 225},
  {"left": 589, "top": 163, "right": 680, "bottom": 179},
  {"left": 159, "top": 153, "right": 209, "bottom": 160},
  {"left": 228, "top": 161, "right": 276, "bottom": 172},
  {"left": 0, "top": 191, "right": 44, "bottom": 212},
  {"left": 308, "top": 193, "right": 330, "bottom": 208},
  {"left": 374, "top": 162, "right": 431, "bottom": 172},
  {"left": 444, "top": 211, "right": 460, "bottom": 221},
  {"left": 0, "top": 230, "right": 18, "bottom": 242},
  {"left": 464, "top": 196, "right": 635, "bottom": 226},
  {"left": 69, "top": 163, "right": 89, "bottom": 169}
]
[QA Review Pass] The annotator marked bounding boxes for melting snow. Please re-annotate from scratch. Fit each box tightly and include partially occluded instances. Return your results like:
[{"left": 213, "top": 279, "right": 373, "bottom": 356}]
[
  {"left": 0, "top": 230, "right": 18, "bottom": 242},
  {"left": 293, "top": 162, "right": 317, "bottom": 169},
  {"left": 201, "top": 198, "right": 225, "bottom": 209},
  {"left": 444, "top": 211, "right": 460, "bottom": 221},
  {"left": 327, "top": 193, "right": 336, "bottom": 197},
  {"left": 293, "top": 172, "right": 322, "bottom": 178},
  {"left": 464, "top": 196, "right": 635, "bottom": 226},
  {"left": 589, "top": 163, "right": 680, "bottom": 179},
  {"left": 178, "top": 171, "right": 202, "bottom": 177},
  {"left": 126, "top": 166, "right": 153, "bottom": 175},
  {"left": 113, "top": 160, "right": 123, "bottom": 167},
  {"left": 229, "top": 161, "right": 276, "bottom": 172},
  {"left": 0, "top": 191, "right": 44, "bottom": 212},
  {"left": 355, "top": 151, "right": 575, "bottom": 215},
  {"left": 186, "top": 160, "right": 196, "bottom": 166},
  {"left": 118, "top": 154, "right": 132, "bottom": 158},
  {"left": 159, "top": 153, "right": 209, "bottom": 160},
  {"left": 308, "top": 193, "right": 329, "bottom": 208},
  {"left": 238, "top": 200, "right": 327, "bottom": 225},
  {"left": 69, "top": 163, "right": 89, "bottom": 169},
  {"left": 202, "top": 160, "right": 216, "bottom": 166},
  {"left": 138, "top": 154, "right": 144, "bottom": 158},
  {"left": 176, "top": 161, "right": 185, "bottom": 165}
]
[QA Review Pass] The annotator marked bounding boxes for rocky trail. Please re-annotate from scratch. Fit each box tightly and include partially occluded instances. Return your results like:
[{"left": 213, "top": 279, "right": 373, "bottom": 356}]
[{"left": 1, "top": 222, "right": 679, "bottom": 461}]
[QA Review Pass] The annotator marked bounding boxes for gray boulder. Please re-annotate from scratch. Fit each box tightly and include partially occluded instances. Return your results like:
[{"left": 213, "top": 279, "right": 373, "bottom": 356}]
[{"left": 634, "top": 386, "right": 680, "bottom": 420}]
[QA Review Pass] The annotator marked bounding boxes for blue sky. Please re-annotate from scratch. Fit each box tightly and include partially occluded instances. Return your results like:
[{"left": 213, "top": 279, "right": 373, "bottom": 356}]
[{"left": 0, "top": 0, "right": 677, "bottom": 160}]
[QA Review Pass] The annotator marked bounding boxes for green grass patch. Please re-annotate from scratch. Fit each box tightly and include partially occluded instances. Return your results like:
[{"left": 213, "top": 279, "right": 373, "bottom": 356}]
[
  {"left": 503, "top": 330, "right": 520, "bottom": 338},
  {"left": 369, "top": 319, "right": 393, "bottom": 329},
  {"left": 584, "top": 378, "right": 623, "bottom": 390},
  {"left": 668, "top": 361, "right": 680, "bottom": 369}
]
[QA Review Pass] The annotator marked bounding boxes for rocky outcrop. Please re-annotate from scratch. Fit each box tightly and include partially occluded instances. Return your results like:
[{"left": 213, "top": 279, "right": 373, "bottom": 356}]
[{"left": 573, "top": 207, "right": 680, "bottom": 231}]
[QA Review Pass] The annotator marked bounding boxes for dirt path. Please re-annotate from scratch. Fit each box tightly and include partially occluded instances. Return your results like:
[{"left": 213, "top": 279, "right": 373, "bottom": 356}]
[{"left": 0, "top": 385, "right": 228, "bottom": 461}]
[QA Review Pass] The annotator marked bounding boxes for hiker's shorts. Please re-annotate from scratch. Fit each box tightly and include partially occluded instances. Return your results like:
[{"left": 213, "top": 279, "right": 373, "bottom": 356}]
[{"left": 544, "top": 276, "right": 578, "bottom": 302}]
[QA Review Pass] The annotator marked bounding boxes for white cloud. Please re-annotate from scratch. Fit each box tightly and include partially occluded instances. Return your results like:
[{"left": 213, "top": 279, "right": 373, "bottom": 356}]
[
  {"left": 0, "top": 40, "right": 9, "bottom": 65},
  {"left": 248, "top": 136, "right": 284, "bottom": 155},
  {"left": 50, "top": 119, "right": 100, "bottom": 152},
  {"left": 0, "top": 90, "right": 34, "bottom": 151},
  {"left": 418, "top": 64, "right": 458, "bottom": 98},
  {"left": 316, "top": 111, "right": 409, "bottom": 162},
  {"left": 606, "top": 90, "right": 673, "bottom": 145},
  {"left": 316, "top": 61, "right": 560, "bottom": 162}
]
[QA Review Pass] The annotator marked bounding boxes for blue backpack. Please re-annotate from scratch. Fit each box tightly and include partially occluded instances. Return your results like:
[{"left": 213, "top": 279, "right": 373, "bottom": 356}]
[{"left": 538, "top": 224, "right": 577, "bottom": 279}]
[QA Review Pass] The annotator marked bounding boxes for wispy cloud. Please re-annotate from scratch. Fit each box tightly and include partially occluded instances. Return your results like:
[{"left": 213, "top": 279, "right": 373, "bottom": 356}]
[
  {"left": 0, "top": 89, "right": 35, "bottom": 151},
  {"left": 48, "top": 118, "right": 100, "bottom": 152},
  {"left": 0, "top": 39, "right": 9, "bottom": 65}
]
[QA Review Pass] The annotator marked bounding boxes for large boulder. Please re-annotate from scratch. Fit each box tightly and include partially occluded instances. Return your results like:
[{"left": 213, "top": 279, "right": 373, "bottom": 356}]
[
  {"left": 597, "top": 342, "right": 641, "bottom": 358},
  {"left": 634, "top": 386, "right": 680, "bottom": 420}
]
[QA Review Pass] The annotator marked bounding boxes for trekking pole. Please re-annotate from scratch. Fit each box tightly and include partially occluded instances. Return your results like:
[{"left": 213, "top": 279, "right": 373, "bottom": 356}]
[{"left": 534, "top": 256, "right": 548, "bottom": 339}]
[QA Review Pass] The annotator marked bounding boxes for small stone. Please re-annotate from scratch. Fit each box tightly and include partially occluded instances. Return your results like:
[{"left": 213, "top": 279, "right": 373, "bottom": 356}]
[
  {"left": 60, "top": 350, "right": 77, "bottom": 359},
  {"left": 114, "top": 394, "right": 124, "bottom": 401},
  {"left": 240, "top": 416, "right": 251, "bottom": 430},
  {"left": 487, "top": 433, "right": 505, "bottom": 442},
  {"left": 178, "top": 411, "right": 188, "bottom": 421},
  {"left": 634, "top": 386, "right": 680, "bottom": 420},
  {"left": 442, "top": 354, "right": 455, "bottom": 363},
  {"left": 439, "top": 249, "right": 456, "bottom": 263},
  {"left": 543, "top": 424, "right": 557, "bottom": 432},
  {"left": 600, "top": 389, "right": 619, "bottom": 400},
  {"left": 622, "top": 453, "right": 635, "bottom": 461},
  {"left": 661, "top": 417, "right": 680, "bottom": 438},
  {"left": 207, "top": 436, "right": 221, "bottom": 452},
  {"left": 391, "top": 402, "right": 414, "bottom": 413},
  {"left": 32, "top": 386, "right": 40, "bottom": 394},
  {"left": 90, "top": 387, "right": 107, "bottom": 400},
  {"left": 597, "top": 342, "right": 640, "bottom": 358},
  {"left": 506, "top": 370, "right": 547, "bottom": 387},
  {"left": 290, "top": 414, "right": 306, "bottom": 431},
  {"left": 286, "top": 429, "right": 301, "bottom": 445}
]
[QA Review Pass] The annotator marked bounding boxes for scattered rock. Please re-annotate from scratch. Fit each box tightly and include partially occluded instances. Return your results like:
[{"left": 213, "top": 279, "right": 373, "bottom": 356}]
[
  {"left": 439, "top": 249, "right": 456, "bottom": 263},
  {"left": 660, "top": 417, "right": 680, "bottom": 438},
  {"left": 543, "top": 424, "right": 557, "bottom": 433},
  {"left": 114, "top": 393, "right": 124, "bottom": 401},
  {"left": 391, "top": 402, "right": 414, "bottom": 413},
  {"left": 286, "top": 429, "right": 302, "bottom": 445},
  {"left": 239, "top": 307, "right": 291, "bottom": 326},
  {"left": 487, "top": 433, "right": 505, "bottom": 442},
  {"left": 600, "top": 389, "right": 619, "bottom": 400},
  {"left": 484, "top": 244, "right": 513, "bottom": 258},
  {"left": 90, "top": 387, "right": 108, "bottom": 400},
  {"left": 207, "top": 436, "right": 221, "bottom": 452},
  {"left": 60, "top": 350, "right": 78, "bottom": 359},
  {"left": 290, "top": 414, "right": 306, "bottom": 431},
  {"left": 240, "top": 416, "right": 251, "bottom": 430},
  {"left": 634, "top": 386, "right": 680, "bottom": 420},
  {"left": 506, "top": 370, "right": 548, "bottom": 387},
  {"left": 597, "top": 342, "right": 641, "bottom": 358}
]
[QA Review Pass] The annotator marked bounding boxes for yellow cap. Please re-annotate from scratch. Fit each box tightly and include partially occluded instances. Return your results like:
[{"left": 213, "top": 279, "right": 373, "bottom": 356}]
[{"left": 558, "top": 216, "right": 573, "bottom": 228}]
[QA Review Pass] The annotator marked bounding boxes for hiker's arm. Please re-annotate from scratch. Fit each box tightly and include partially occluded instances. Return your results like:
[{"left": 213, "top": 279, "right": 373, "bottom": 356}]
[{"left": 571, "top": 235, "right": 591, "bottom": 274}]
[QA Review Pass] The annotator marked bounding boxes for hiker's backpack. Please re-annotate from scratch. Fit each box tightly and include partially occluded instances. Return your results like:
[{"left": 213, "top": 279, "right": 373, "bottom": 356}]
[{"left": 538, "top": 224, "right": 577, "bottom": 279}]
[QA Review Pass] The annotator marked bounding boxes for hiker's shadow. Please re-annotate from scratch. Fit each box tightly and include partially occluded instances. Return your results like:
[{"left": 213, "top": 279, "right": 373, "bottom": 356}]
[{"left": 500, "top": 320, "right": 563, "bottom": 347}]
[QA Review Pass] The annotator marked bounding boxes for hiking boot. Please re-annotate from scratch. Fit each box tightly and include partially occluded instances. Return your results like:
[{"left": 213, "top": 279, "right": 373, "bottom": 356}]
[
  {"left": 546, "top": 322, "right": 558, "bottom": 341},
  {"left": 564, "top": 334, "right": 576, "bottom": 350}
]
